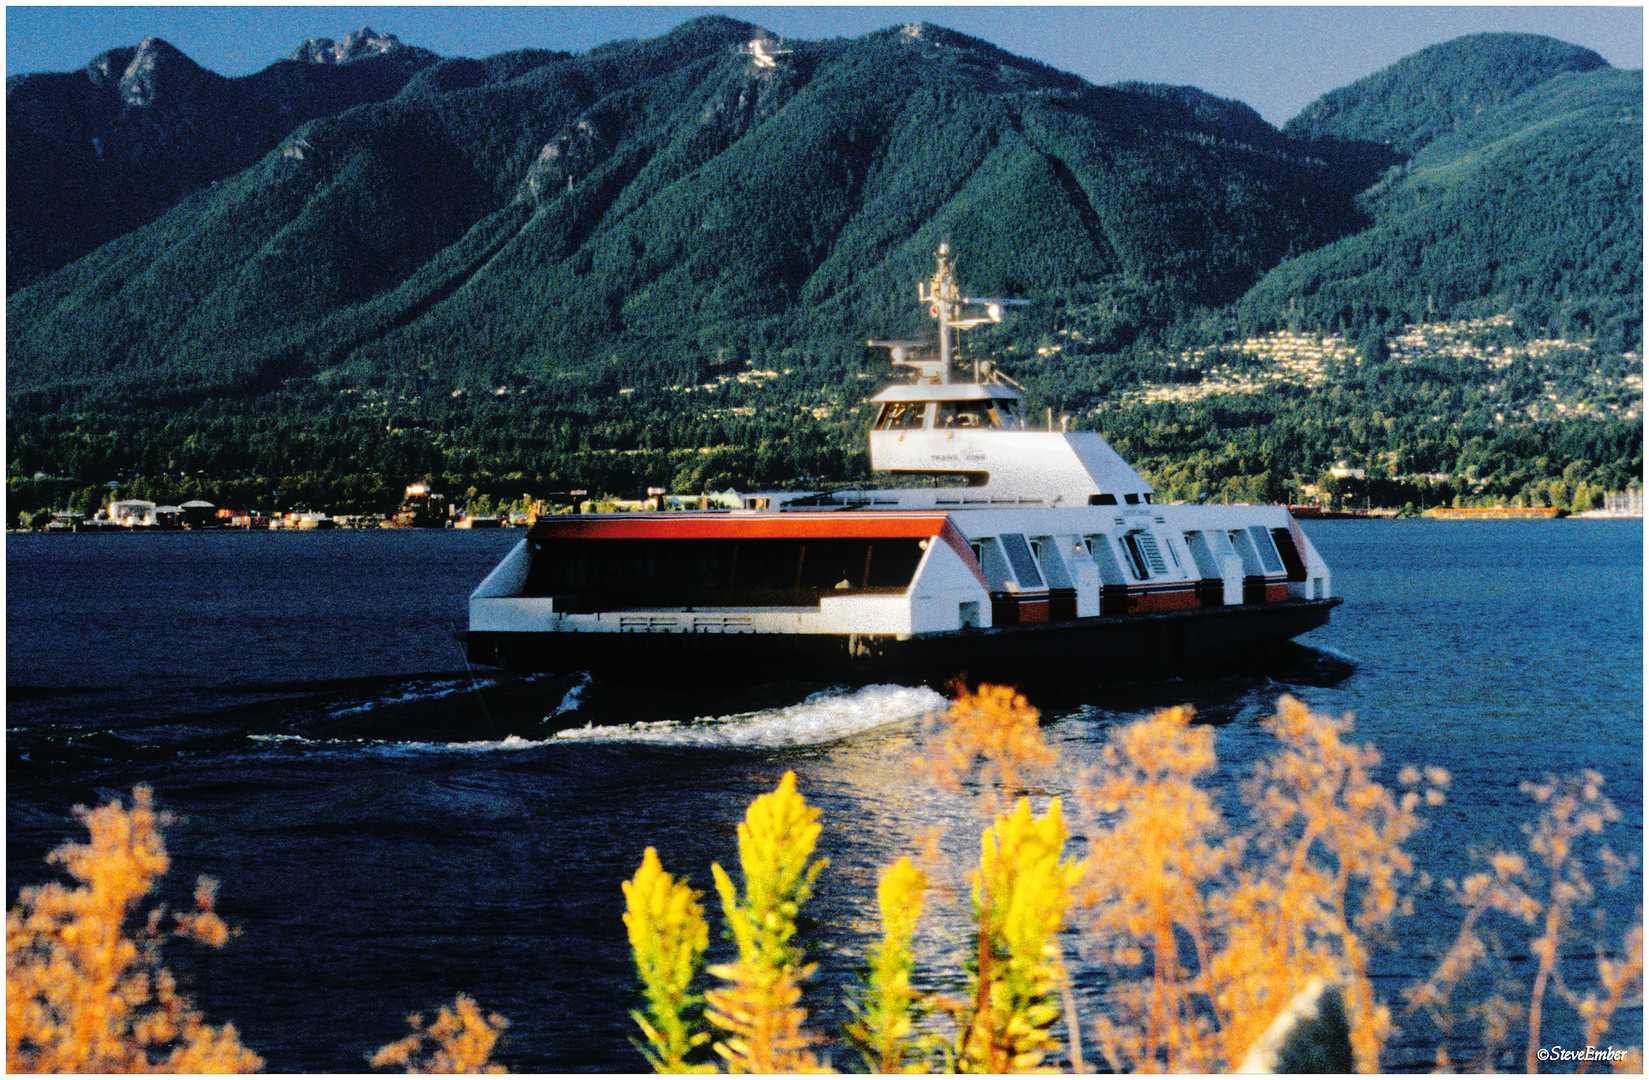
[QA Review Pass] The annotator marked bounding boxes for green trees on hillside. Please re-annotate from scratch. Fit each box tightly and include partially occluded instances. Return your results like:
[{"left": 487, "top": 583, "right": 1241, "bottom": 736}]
[{"left": 4, "top": 23, "right": 1640, "bottom": 520}]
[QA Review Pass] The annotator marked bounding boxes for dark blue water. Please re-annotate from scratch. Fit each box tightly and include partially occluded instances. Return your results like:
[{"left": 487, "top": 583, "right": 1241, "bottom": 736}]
[{"left": 7, "top": 521, "right": 1641, "bottom": 1071}]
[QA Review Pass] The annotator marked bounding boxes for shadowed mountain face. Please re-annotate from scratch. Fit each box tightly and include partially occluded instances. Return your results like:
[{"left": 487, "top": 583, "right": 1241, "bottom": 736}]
[{"left": 6, "top": 28, "right": 445, "bottom": 291}]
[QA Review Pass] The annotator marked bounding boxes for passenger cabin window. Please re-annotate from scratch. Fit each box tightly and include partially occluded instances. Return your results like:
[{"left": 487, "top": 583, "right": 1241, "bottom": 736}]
[
  {"left": 1028, "top": 537, "right": 1074, "bottom": 589},
  {"left": 998, "top": 534, "right": 1045, "bottom": 589},
  {"left": 523, "top": 536, "right": 927, "bottom": 607},
  {"left": 1084, "top": 534, "right": 1129, "bottom": 587},
  {"left": 1118, "top": 530, "right": 1167, "bottom": 581},
  {"left": 1246, "top": 526, "right": 1286, "bottom": 574}
]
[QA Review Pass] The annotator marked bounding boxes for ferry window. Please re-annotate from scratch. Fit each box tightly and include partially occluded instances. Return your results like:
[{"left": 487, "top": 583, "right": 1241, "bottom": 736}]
[
  {"left": 1119, "top": 530, "right": 1168, "bottom": 580},
  {"left": 971, "top": 538, "right": 1013, "bottom": 590},
  {"left": 733, "top": 539, "right": 806, "bottom": 589},
  {"left": 989, "top": 401, "right": 1022, "bottom": 430},
  {"left": 998, "top": 534, "right": 1044, "bottom": 588},
  {"left": 1084, "top": 534, "right": 1128, "bottom": 587},
  {"left": 937, "top": 402, "right": 986, "bottom": 428},
  {"left": 876, "top": 403, "right": 915, "bottom": 430},
  {"left": 1119, "top": 534, "right": 1150, "bottom": 580},
  {"left": 1246, "top": 526, "right": 1285, "bottom": 574},
  {"left": 1029, "top": 536, "right": 1073, "bottom": 588},
  {"left": 523, "top": 536, "right": 927, "bottom": 603},
  {"left": 1226, "top": 530, "right": 1262, "bottom": 575},
  {"left": 1124, "top": 493, "right": 1140, "bottom": 505},
  {"left": 1089, "top": 494, "right": 1118, "bottom": 506},
  {"left": 876, "top": 403, "right": 929, "bottom": 430},
  {"left": 867, "top": 539, "right": 926, "bottom": 587}
]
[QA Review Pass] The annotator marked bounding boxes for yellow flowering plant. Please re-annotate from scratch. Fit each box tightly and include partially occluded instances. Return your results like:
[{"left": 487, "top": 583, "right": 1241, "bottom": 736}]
[
  {"left": 622, "top": 847, "right": 713, "bottom": 1072},
  {"left": 958, "top": 797, "right": 1086, "bottom": 1074},
  {"left": 845, "top": 856, "right": 942, "bottom": 1072}
]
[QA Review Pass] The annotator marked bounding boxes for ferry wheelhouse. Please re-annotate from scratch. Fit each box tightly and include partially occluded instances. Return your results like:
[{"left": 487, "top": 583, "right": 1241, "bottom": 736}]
[{"left": 462, "top": 246, "right": 1338, "bottom": 686}]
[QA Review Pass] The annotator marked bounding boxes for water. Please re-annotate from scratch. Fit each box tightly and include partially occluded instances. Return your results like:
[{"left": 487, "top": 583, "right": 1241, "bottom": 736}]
[{"left": 7, "top": 521, "right": 1642, "bottom": 1071}]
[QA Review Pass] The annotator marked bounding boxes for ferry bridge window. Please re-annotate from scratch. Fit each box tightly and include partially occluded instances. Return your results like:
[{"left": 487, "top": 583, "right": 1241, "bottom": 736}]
[
  {"left": 938, "top": 402, "right": 987, "bottom": 428},
  {"left": 875, "top": 403, "right": 922, "bottom": 431},
  {"left": 876, "top": 402, "right": 929, "bottom": 430}
]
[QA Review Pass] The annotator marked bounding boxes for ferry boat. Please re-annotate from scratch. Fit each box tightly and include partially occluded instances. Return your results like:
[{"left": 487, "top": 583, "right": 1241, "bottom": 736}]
[{"left": 462, "top": 246, "right": 1338, "bottom": 687}]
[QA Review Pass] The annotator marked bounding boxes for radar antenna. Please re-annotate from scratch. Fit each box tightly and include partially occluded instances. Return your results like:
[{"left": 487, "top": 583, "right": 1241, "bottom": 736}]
[{"left": 911, "top": 243, "right": 1028, "bottom": 384}]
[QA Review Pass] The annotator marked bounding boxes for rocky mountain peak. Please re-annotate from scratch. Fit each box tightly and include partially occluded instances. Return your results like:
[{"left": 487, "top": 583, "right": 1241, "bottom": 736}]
[
  {"left": 290, "top": 26, "right": 407, "bottom": 65},
  {"left": 116, "top": 37, "right": 215, "bottom": 107}
]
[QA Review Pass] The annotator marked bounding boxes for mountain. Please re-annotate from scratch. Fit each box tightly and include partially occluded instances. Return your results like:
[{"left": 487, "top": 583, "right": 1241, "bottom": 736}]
[
  {"left": 1284, "top": 32, "right": 1611, "bottom": 154},
  {"left": 5, "top": 19, "right": 1640, "bottom": 516},
  {"left": 1240, "top": 40, "right": 1639, "bottom": 348},
  {"left": 6, "top": 27, "right": 445, "bottom": 291},
  {"left": 6, "top": 16, "right": 1365, "bottom": 397}
]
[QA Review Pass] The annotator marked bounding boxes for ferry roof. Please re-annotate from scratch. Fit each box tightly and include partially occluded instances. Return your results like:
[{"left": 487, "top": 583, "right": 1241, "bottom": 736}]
[{"left": 869, "top": 382, "right": 1021, "bottom": 403}]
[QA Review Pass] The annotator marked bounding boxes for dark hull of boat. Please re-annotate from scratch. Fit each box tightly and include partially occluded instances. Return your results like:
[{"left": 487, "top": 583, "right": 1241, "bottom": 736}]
[{"left": 461, "top": 598, "right": 1341, "bottom": 689}]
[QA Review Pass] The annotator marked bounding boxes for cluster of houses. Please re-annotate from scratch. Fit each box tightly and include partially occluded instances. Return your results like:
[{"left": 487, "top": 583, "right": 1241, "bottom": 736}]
[{"left": 35, "top": 497, "right": 526, "bottom": 532}]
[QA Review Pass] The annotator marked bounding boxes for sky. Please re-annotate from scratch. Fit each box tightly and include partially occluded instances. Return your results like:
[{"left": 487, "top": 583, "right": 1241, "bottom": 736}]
[{"left": 5, "top": 5, "right": 1643, "bottom": 125}]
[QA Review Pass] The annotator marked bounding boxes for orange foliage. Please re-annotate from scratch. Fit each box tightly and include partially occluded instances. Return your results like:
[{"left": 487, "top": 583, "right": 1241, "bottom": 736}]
[
  {"left": 1079, "top": 696, "right": 1446, "bottom": 1071},
  {"left": 6, "top": 786, "right": 263, "bottom": 1073},
  {"left": 928, "top": 683, "right": 1055, "bottom": 794},
  {"left": 1406, "top": 771, "right": 1641, "bottom": 1072},
  {"left": 703, "top": 957, "right": 826, "bottom": 1074},
  {"left": 371, "top": 995, "right": 509, "bottom": 1074}
]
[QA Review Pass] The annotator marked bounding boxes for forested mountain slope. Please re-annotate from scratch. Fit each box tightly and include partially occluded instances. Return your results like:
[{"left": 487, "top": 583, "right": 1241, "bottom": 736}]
[
  {"left": 1284, "top": 32, "right": 1610, "bottom": 154},
  {"left": 1239, "top": 61, "right": 1641, "bottom": 348},
  {"left": 6, "top": 19, "right": 1640, "bottom": 518},
  {"left": 8, "top": 17, "right": 1361, "bottom": 398}
]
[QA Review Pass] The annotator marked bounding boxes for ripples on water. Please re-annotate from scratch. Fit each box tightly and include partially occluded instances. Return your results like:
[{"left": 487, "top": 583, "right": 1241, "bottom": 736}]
[{"left": 6, "top": 522, "right": 1641, "bottom": 1071}]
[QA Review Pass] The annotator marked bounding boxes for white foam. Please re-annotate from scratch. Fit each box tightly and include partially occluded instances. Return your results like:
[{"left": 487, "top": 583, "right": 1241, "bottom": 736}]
[
  {"left": 441, "top": 733, "right": 555, "bottom": 751},
  {"left": 552, "top": 683, "right": 947, "bottom": 748},
  {"left": 325, "top": 677, "right": 474, "bottom": 718},
  {"left": 547, "top": 673, "right": 591, "bottom": 719}
]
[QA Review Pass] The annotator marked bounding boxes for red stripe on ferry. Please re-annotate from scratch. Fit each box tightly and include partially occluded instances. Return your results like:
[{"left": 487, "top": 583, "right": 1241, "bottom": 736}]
[{"left": 528, "top": 512, "right": 953, "bottom": 542}]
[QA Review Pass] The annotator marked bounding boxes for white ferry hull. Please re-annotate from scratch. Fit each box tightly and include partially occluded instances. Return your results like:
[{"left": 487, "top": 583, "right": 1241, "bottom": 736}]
[{"left": 462, "top": 595, "right": 1338, "bottom": 687}]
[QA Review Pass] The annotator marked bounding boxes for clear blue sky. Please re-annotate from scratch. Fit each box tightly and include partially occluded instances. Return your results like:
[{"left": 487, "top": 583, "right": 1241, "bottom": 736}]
[{"left": 6, "top": 5, "right": 1643, "bottom": 125}]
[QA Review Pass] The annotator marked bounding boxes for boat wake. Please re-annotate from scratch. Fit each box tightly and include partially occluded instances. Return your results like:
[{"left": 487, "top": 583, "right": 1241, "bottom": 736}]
[
  {"left": 549, "top": 683, "right": 947, "bottom": 748},
  {"left": 236, "top": 683, "right": 946, "bottom": 756}
]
